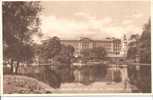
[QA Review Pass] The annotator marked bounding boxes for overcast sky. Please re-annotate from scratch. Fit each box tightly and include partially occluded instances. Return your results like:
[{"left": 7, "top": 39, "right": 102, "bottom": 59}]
[{"left": 33, "top": 1, "right": 150, "bottom": 42}]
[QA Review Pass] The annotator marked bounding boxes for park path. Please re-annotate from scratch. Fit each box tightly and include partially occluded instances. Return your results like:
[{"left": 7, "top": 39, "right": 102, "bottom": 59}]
[
  {"left": 4, "top": 75, "right": 136, "bottom": 94},
  {"left": 52, "top": 82, "right": 133, "bottom": 93}
]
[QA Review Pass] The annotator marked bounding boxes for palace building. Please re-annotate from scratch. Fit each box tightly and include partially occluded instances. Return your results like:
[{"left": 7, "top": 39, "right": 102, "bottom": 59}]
[{"left": 61, "top": 36, "right": 127, "bottom": 58}]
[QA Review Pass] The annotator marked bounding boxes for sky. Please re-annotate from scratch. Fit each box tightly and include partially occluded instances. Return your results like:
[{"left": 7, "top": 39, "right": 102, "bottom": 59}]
[{"left": 33, "top": 1, "right": 150, "bottom": 43}]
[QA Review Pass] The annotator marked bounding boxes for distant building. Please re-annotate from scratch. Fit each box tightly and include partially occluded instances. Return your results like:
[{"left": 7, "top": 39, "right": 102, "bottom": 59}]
[
  {"left": 61, "top": 37, "right": 122, "bottom": 57},
  {"left": 120, "top": 34, "right": 128, "bottom": 58}
]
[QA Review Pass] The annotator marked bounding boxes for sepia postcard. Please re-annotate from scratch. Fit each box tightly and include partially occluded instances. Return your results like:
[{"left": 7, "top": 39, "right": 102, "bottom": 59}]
[{"left": 1, "top": 0, "right": 153, "bottom": 96}]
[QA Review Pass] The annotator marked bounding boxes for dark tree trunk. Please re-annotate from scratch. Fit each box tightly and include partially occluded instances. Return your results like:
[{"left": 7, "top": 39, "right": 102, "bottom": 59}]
[
  {"left": 10, "top": 59, "right": 14, "bottom": 74},
  {"left": 15, "top": 61, "right": 20, "bottom": 74}
]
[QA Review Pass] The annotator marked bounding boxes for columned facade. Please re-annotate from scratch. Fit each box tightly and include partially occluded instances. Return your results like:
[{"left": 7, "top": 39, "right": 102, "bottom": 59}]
[{"left": 61, "top": 37, "right": 122, "bottom": 57}]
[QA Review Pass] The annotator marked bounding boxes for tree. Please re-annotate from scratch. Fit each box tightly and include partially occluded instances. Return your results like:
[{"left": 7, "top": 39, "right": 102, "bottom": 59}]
[
  {"left": 80, "top": 48, "right": 93, "bottom": 61},
  {"left": 127, "top": 19, "right": 151, "bottom": 93},
  {"left": 138, "top": 19, "right": 151, "bottom": 92},
  {"left": 91, "top": 47, "right": 107, "bottom": 60},
  {"left": 127, "top": 47, "right": 137, "bottom": 59},
  {"left": 3, "top": 2, "right": 41, "bottom": 74},
  {"left": 139, "top": 19, "right": 151, "bottom": 63},
  {"left": 54, "top": 45, "right": 74, "bottom": 64},
  {"left": 32, "top": 43, "right": 43, "bottom": 64},
  {"left": 3, "top": 2, "right": 41, "bottom": 45},
  {"left": 81, "top": 47, "right": 107, "bottom": 61},
  {"left": 53, "top": 45, "right": 75, "bottom": 82},
  {"left": 38, "top": 37, "right": 75, "bottom": 82},
  {"left": 127, "top": 34, "right": 140, "bottom": 60},
  {"left": 40, "top": 36, "right": 61, "bottom": 62}
]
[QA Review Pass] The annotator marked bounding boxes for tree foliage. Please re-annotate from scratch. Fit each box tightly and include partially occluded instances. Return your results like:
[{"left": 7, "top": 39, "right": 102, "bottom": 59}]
[
  {"left": 138, "top": 19, "right": 151, "bottom": 93},
  {"left": 40, "top": 36, "right": 61, "bottom": 61},
  {"left": 38, "top": 37, "right": 75, "bottom": 82},
  {"left": 3, "top": 2, "right": 41, "bottom": 45},
  {"left": 81, "top": 47, "right": 107, "bottom": 61},
  {"left": 92, "top": 47, "right": 107, "bottom": 59},
  {"left": 54, "top": 44, "right": 74, "bottom": 64},
  {"left": 127, "top": 34, "right": 140, "bottom": 60},
  {"left": 127, "top": 19, "right": 151, "bottom": 93},
  {"left": 3, "top": 2, "right": 41, "bottom": 73},
  {"left": 139, "top": 19, "right": 151, "bottom": 63}
]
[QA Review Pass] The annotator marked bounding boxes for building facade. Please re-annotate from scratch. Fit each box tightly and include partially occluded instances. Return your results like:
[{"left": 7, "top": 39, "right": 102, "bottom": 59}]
[
  {"left": 61, "top": 37, "right": 122, "bottom": 57},
  {"left": 120, "top": 34, "right": 128, "bottom": 57}
]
